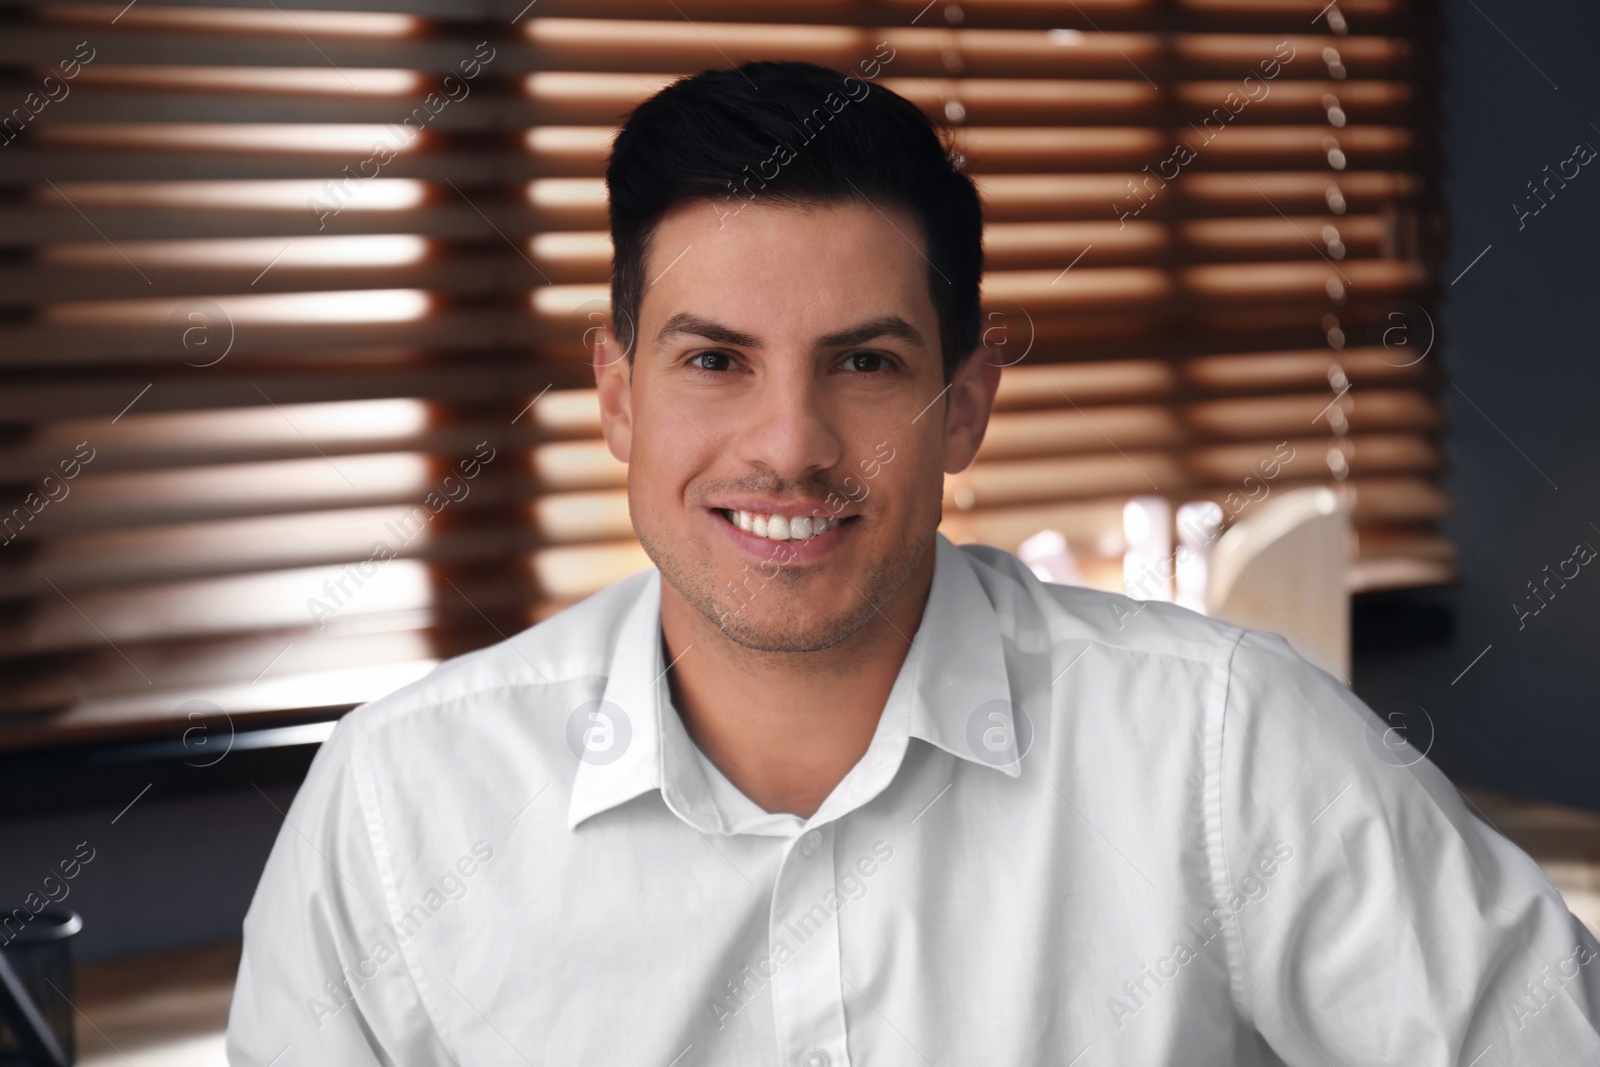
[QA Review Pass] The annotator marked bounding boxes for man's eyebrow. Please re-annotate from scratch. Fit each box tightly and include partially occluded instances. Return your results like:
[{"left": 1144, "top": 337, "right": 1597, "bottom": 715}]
[
  {"left": 655, "top": 313, "right": 761, "bottom": 350},
  {"left": 816, "top": 316, "right": 926, "bottom": 351}
]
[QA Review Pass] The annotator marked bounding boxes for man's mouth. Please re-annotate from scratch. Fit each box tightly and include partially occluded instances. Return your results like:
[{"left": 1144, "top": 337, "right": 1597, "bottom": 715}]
[{"left": 715, "top": 508, "right": 859, "bottom": 544}]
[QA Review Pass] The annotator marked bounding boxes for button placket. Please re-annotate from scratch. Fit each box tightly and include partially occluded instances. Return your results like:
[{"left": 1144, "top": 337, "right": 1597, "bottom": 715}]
[{"left": 767, "top": 824, "right": 851, "bottom": 1067}]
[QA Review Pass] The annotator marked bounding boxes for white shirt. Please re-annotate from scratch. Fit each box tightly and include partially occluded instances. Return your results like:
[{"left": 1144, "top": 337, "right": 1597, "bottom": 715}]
[{"left": 227, "top": 532, "right": 1600, "bottom": 1066}]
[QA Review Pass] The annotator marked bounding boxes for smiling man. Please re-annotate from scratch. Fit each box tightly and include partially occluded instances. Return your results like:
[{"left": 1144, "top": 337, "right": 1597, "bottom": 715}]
[{"left": 229, "top": 62, "right": 1600, "bottom": 1066}]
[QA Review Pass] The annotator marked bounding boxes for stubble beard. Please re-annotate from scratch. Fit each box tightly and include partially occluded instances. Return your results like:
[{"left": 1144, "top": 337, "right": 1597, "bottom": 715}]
[{"left": 639, "top": 516, "right": 938, "bottom": 655}]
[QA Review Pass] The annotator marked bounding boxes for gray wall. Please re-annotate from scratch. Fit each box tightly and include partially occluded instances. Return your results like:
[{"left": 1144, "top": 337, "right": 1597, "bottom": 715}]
[
  {"left": 0, "top": 786, "right": 293, "bottom": 962},
  {"left": 1353, "top": 0, "right": 1600, "bottom": 812}
]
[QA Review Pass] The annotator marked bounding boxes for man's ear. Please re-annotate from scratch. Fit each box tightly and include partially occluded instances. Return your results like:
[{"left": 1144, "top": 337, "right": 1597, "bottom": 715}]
[
  {"left": 594, "top": 319, "right": 633, "bottom": 464},
  {"left": 942, "top": 346, "right": 1002, "bottom": 475}
]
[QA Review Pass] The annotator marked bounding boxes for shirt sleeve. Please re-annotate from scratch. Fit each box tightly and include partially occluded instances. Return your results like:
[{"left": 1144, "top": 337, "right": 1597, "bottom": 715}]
[
  {"left": 226, "top": 713, "right": 459, "bottom": 1066},
  {"left": 1212, "top": 627, "right": 1600, "bottom": 1066}
]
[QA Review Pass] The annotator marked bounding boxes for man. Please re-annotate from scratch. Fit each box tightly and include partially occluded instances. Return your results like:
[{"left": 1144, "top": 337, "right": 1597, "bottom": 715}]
[{"left": 228, "top": 62, "right": 1600, "bottom": 1065}]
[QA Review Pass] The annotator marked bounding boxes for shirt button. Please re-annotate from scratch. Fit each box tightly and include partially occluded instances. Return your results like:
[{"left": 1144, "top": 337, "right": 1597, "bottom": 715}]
[
  {"left": 799, "top": 830, "right": 823, "bottom": 857},
  {"left": 803, "top": 1052, "right": 830, "bottom": 1067}
]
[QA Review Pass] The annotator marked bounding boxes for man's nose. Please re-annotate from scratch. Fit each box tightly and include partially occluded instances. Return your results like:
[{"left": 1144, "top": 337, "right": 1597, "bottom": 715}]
[{"left": 733, "top": 365, "right": 843, "bottom": 481}]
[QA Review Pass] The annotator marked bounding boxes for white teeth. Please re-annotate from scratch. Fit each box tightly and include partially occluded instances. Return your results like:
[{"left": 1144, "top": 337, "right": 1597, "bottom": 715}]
[{"left": 728, "top": 509, "right": 841, "bottom": 543}]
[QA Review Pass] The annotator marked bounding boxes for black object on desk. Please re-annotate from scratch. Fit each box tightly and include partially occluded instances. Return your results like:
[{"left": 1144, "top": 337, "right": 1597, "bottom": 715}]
[{"left": 0, "top": 907, "right": 80, "bottom": 1067}]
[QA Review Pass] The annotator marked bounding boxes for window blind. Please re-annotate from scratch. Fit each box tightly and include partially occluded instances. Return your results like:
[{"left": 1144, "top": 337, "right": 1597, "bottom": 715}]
[{"left": 0, "top": 0, "right": 1448, "bottom": 748}]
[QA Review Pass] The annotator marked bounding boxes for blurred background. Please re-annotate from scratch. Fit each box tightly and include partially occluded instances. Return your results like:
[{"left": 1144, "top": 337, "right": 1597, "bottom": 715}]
[{"left": 0, "top": 0, "right": 1596, "bottom": 1062}]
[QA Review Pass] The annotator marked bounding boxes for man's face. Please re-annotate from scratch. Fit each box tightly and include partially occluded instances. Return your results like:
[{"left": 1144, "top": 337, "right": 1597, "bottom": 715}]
[{"left": 594, "top": 198, "right": 996, "bottom": 653}]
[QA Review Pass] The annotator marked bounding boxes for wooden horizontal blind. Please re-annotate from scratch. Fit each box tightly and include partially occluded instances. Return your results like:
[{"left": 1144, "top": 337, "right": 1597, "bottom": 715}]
[{"left": 0, "top": 0, "right": 1447, "bottom": 747}]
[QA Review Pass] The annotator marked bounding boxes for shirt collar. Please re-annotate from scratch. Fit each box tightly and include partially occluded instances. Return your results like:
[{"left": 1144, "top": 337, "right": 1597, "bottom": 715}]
[
  {"left": 566, "top": 531, "right": 1019, "bottom": 834},
  {"left": 899, "top": 531, "right": 1022, "bottom": 777}
]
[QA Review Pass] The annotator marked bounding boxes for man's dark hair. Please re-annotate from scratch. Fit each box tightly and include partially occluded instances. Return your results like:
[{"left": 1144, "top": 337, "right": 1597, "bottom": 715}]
[{"left": 605, "top": 60, "right": 984, "bottom": 384}]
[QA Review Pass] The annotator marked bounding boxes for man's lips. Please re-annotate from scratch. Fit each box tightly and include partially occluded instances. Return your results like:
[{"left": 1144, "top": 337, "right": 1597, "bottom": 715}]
[
  {"left": 705, "top": 498, "right": 861, "bottom": 522},
  {"left": 705, "top": 506, "right": 859, "bottom": 563},
  {"left": 711, "top": 506, "right": 860, "bottom": 537}
]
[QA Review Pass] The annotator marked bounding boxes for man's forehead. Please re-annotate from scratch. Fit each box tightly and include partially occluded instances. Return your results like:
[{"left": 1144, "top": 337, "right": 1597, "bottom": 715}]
[
  {"left": 646, "top": 196, "right": 927, "bottom": 266},
  {"left": 637, "top": 199, "right": 937, "bottom": 341}
]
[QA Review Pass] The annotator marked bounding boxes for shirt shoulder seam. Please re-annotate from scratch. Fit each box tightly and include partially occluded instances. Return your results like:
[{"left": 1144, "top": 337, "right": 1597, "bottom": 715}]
[
  {"left": 1203, "top": 624, "right": 1254, "bottom": 1031},
  {"left": 346, "top": 719, "right": 463, "bottom": 1057}
]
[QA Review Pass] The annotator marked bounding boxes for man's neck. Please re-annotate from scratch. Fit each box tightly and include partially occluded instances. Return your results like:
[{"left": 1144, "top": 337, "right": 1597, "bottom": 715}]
[{"left": 660, "top": 550, "right": 936, "bottom": 820}]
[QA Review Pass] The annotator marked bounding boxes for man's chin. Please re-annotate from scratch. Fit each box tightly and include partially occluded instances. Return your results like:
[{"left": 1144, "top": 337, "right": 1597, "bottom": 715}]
[
  {"left": 641, "top": 516, "right": 938, "bottom": 656},
  {"left": 708, "top": 598, "right": 877, "bottom": 655}
]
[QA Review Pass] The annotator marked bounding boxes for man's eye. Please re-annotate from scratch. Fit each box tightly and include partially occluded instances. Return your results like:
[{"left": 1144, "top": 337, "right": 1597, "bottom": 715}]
[
  {"left": 843, "top": 351, "right": 890, "bottom": 374},
  {"left": 689, "top": 350, "right": 735, "bottom": 373}
]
